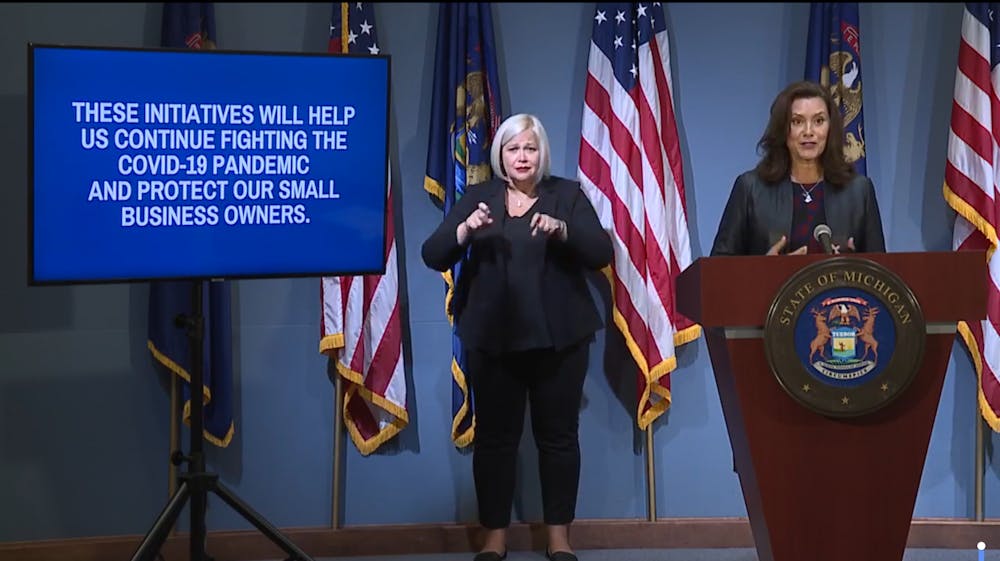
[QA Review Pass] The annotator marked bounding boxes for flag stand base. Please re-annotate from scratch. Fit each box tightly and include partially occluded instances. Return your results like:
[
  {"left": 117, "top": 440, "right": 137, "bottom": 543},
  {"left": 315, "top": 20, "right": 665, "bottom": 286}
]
[{"left": 130, "top": 281, "right": 315, "bottom": 561}]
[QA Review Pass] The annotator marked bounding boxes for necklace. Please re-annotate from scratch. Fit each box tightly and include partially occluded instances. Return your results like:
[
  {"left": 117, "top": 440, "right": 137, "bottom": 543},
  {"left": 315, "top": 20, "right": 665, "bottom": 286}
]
[
  {"left": 508, "top": 187, "right": 535, "bottom": 208},
  {"left": 796, "top": 180, "right": 821, "bottom": 204}
]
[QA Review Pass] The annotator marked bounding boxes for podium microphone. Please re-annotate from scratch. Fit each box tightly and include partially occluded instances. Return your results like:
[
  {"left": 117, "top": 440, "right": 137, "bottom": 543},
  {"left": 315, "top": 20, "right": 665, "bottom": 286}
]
[{"left": 813, "top": 224, "right": 834, "bottom": 254}]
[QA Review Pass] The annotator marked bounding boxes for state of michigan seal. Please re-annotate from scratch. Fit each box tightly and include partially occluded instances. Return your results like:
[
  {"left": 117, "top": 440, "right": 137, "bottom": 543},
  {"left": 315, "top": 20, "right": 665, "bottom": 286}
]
[{"left": 763, "top": 257, "right": 925, "bottom": 417}]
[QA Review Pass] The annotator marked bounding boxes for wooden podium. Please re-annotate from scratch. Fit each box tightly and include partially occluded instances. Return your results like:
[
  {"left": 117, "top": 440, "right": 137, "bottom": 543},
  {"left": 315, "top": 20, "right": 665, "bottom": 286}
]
[{"left": 675, "top": 251, "right": 986, "bottom": 561}]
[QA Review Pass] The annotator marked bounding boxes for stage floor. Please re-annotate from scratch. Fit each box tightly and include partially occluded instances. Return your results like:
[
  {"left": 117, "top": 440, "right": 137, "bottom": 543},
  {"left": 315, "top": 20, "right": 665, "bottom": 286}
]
[{"left": 265, "top": 547, "right": 999, "bottom": 561}]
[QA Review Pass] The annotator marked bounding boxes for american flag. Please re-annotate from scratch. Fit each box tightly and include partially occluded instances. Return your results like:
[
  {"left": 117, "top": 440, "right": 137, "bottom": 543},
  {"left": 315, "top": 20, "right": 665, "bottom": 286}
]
[
  {"left": 578, "top": 2, "right": 700, "bottom": 429},
  {"left": 946, "top": 3, "right": 1000, "bottom": 431},
  {"left": 320, "top": 2, "right": 407, "bottom": 455}
]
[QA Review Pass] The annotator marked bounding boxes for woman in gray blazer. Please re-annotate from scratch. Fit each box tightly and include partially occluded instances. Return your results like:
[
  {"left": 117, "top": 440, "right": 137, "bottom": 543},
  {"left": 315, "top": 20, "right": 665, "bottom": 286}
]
[{"left": 711, "top": 81, "right": 886, "bottom": 256}]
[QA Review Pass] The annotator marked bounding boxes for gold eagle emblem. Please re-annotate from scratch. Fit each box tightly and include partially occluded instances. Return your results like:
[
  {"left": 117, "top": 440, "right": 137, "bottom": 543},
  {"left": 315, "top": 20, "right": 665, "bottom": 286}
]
[
  {"left": 821, "top": 50, "right": 865, "bottom": 163},
  {"left": 455, "top": 70, "right": 494, "bottom": 185},
  {"left": 828, "top": 303, "right": 861, "bottom": 325}
]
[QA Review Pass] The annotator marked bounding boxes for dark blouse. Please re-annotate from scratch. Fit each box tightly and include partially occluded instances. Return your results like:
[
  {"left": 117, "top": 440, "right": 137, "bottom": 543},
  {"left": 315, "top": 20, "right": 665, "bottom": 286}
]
[
  {"left": 501, "top": 209, "right": 552, "bottom": 351},
  {"left": 789, "top": 180, "right": 827, "bottom": 254}
]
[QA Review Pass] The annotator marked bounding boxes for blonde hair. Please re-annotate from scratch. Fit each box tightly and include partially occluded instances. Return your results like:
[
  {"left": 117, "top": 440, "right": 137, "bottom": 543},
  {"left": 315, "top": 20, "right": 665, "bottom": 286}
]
[{"left": 489, "top": 113, "right": 551, "bottom": 184}]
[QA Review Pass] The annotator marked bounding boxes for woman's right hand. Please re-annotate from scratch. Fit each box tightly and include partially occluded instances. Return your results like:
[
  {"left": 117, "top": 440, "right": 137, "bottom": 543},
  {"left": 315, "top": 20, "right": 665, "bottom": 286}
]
[
  {"left": 766, "top": 235, "right": 807, "bottom": 256},
  {"left": 457, "top": 202, "right": 493, "bottom": 244}
]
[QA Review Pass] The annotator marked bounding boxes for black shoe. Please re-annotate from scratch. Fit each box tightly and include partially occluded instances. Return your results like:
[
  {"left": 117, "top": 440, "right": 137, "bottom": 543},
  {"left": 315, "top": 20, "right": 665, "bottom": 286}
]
[
  {"left": 545, "top": 550, "right": 579, "bottom": 561},
  {"left": 473, "top": 551, "right": 507, "bottom": 561}
]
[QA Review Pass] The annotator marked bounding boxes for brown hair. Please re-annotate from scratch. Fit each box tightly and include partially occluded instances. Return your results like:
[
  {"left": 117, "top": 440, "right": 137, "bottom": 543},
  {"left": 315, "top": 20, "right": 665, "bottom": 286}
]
[{"left": 754, "top": 80, "right": 854, "bottom": 186}]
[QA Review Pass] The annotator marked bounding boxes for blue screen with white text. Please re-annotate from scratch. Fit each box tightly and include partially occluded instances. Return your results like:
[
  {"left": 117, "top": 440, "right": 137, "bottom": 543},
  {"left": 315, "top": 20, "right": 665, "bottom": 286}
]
[{"left": 30, "top": 44, "right": 389, "bottom": 283}]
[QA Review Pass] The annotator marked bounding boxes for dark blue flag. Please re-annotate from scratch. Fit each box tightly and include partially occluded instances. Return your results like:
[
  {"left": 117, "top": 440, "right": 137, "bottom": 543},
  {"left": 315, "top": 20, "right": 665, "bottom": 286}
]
[
  {"left": 148, "top": 2, "right": 233, "bottom": 447},
  {"left": 423, "top": 3, "right": 503, "bottom": 448},
  {"left": 805, "top": 2, "right": 867, "bottom": 175},
  {"left": 160, "top": 2, "right": 216, "bottom": 49}
]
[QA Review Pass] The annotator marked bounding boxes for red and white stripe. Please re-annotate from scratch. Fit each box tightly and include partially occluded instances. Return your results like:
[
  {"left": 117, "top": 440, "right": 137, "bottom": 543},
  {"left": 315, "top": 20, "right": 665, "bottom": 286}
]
[
  {"left": 320, "top": 172, "right": 407, "bottom": 455},
  {"left": 946, "top": 6, "right": 1000, "bottom": 430},
  {"left": 578, "top": 17, "right": 700, "bottom": 429}
]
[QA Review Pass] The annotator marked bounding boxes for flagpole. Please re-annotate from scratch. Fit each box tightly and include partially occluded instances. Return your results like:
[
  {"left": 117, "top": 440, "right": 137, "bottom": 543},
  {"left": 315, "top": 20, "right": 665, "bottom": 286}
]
[
  {"left": 168, "top": 376, "right": 178, "bottom": 500},
  {"left": 332, "top": 373, "right": 344, "bottom": 529},
  {"left": 645, "top": 426, "right": 656, "bottom": 521},
  {"left": 976, "top": 413, "right": 984, "bottom": 521}
]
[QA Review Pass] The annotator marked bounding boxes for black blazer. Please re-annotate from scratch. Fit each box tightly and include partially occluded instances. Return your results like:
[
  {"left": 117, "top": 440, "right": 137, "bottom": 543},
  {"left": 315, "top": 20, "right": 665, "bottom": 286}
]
[
  {"left": 421, "top": 176, "right": 613, "bottom": 354},
  {"left": 710, "top": 170, "right": 886, "bottom": 256}
]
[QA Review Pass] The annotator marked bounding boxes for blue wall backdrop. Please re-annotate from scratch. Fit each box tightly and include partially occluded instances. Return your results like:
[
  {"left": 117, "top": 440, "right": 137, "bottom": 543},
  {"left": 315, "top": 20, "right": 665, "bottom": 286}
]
[{"left": 0, "top": 2, "right": 984, "bottom": 541}]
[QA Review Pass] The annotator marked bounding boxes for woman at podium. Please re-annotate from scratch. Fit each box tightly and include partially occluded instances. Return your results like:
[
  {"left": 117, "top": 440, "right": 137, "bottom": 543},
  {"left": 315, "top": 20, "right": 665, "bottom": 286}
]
[{"left": 710, "top": 80, "right": 885, "bottom": 256}]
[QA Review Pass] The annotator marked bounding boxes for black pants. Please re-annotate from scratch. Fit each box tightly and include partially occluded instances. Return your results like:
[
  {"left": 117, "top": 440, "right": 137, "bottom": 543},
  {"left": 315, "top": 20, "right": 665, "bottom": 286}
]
[{"left": 467, "top": 341, "right": 589, "bottom": 529}]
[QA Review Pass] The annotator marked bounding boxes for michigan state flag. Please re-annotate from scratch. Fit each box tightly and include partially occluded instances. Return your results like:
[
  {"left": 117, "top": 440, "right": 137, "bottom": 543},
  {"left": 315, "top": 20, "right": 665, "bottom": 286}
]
[
  {"left": 805, "top": 2, "right": 867, "bottom": 175},
  {"left": 423, "top": 3, "right": 503, "bottom": 448},
  {"left": 148, "top": 2, "right": 234, "bottom": 447}
]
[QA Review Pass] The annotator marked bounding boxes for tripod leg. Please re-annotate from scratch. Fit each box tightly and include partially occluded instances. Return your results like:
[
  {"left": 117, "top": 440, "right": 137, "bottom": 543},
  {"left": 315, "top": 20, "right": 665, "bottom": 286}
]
[
  {"left": 130, "top": 481, "right": 191, "bottom": 561},
  {"left": 211, "top": 481, "right": 315, "bottom": 561},
  {"left": 191, "top": 471, "right": 209, "bottom": 561}
]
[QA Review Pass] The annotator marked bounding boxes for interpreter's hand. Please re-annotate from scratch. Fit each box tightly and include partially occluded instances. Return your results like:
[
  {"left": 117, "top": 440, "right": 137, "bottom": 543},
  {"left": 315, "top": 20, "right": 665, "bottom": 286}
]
[
  {"left": 530, "top": 212, "right": 568, "bottom": 241},
  {"left": 832, "top": 237, "right": 856, "bottom": 255},
  {"left": 464, "top": 202, "right": 493, "bottom": 231},
  {"left": 457, "top": 202, "right": 493, "bottom": 244},
  {"left": 766, "top": 235, "right": 807, "bottom": 256}
]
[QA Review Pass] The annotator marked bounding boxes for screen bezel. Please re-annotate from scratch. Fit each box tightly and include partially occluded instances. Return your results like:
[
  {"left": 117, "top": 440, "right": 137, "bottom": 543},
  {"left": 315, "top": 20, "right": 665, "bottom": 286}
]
[{"left": 27, "top": 42, "right": 391, "bottom": 286}]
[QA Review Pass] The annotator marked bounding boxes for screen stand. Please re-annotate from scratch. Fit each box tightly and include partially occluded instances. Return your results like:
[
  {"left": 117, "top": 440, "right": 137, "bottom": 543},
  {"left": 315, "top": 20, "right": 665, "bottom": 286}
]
[{"left": 130, "top": 281, "right": 315, "bottom": 561}]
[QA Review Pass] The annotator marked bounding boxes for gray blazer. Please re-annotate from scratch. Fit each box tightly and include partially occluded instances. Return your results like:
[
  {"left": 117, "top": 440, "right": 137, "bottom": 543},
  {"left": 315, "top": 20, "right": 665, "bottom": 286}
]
[{"left": 710, "top": 170, "right": 886, "bottom": 256}]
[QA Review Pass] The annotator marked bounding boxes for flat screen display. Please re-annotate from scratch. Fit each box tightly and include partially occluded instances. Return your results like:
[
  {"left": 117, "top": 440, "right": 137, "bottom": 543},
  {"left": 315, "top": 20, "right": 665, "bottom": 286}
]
[{"left": 29, "top": 44, "right": 390, "bottom": 284}]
